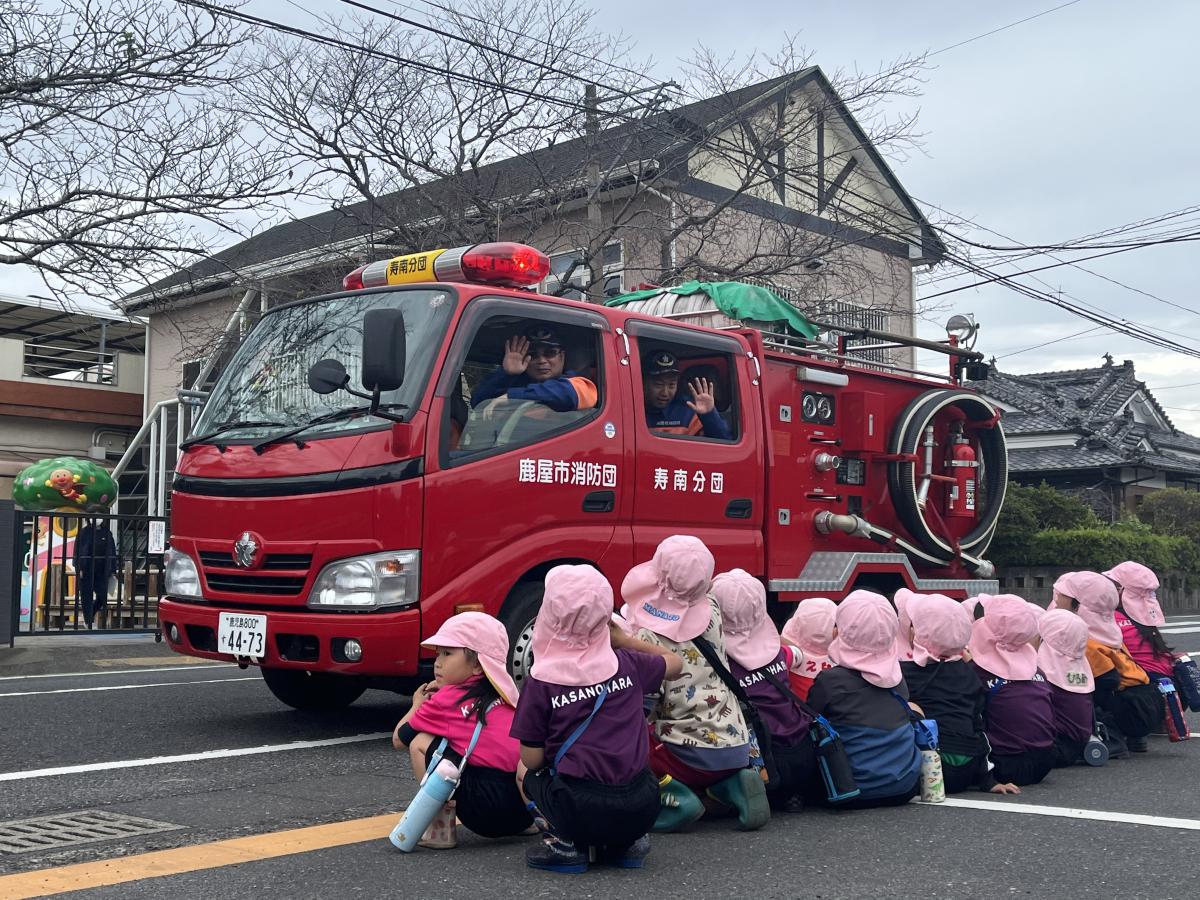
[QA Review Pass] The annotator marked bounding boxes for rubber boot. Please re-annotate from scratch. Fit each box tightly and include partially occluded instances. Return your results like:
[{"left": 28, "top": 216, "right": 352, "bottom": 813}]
[
  {"left": 652, "top": 775, "right": 704, "bottom": 833},
  {"left": 417, "top": 801, "right": 458, "bottom": 849},
  {"left": 706, "top": 769, "right": 770, "bottom": 831}
]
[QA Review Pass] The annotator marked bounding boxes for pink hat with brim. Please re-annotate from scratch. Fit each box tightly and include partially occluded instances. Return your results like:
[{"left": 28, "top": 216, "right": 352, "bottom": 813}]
[
  {"left": 1054, "top": 571, "right": 1121, "bottom": 647},
  {"left": 712, "top": 569, "right": 779, "bottom": 670},
  {"left": 782, "top": 597, "right": 836, "bottom": 666},
  {"left": 967, "top": 594, "right": 1039, "bottom": 681},
  {"left": 423, "top": 611, "right": 519, "bottom": 706},
  {"left": 623, "top": 535, "right": 715, "bottom": 643},
  {"left": 907, "top": 593, "right": 971, "bottom": 667},
  {"left": 530, "top": 564, "right": 619, "bottom": 686},
  {"left": 1037, "top": 609, "right": 1094, "bottom": 694},
  {"left": 893, "top": 589, "right": 917, "bottom": 661},
  {"left": 828, "top": 590, "right": 902, "bottom": 688},
  {"left": 1103, "top": 561, "right": 1165, "bottom": 627}
]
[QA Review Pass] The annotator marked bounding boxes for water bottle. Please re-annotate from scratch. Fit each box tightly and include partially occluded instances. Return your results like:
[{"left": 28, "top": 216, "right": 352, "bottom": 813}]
[
  {"left": 919, "top": 749, "right": 945, "bottom": 803},
  {"left": 389, "top": 759, "right": 460, "bottom": 852},
  {"left": 1083, "top": 734, "right": 1109, "bottom": 766}
]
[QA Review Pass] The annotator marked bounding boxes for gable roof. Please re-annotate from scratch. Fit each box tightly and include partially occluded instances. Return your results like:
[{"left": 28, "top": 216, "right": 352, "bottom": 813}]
[
  {"left": 977, "top": 357, "right": 1200, "bottom": 476},
  {"left": 122, "top": 67, "right": 941, "bottom": 311}
]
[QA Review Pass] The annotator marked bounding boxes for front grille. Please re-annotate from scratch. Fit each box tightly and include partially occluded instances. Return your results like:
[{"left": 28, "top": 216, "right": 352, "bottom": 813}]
[
  {"left": 204, "top": 573, "right": 307, "bottom": 596},
  {"left": 198, "top": 551, "right": 312, "bottom": 571}
]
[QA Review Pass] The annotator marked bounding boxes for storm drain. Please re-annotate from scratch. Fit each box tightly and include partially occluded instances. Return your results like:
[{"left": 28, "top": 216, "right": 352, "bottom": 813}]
[{"left": 0, "top": 810, "right": 183, "bottom": 853}]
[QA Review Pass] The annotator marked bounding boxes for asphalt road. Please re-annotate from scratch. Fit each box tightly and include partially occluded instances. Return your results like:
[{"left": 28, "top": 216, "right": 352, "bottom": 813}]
[{"left": 1, "top": 619, "right": 1198, "bottom": 900}]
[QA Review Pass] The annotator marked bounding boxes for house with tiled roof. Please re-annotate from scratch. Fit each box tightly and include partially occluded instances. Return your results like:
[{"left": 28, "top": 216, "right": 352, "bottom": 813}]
[
  {"left": 119, "top": 67, "right": 945, "bottom": 407},
  {"left": 973, "top": 355, "right": 1200, "bottom": 519}
]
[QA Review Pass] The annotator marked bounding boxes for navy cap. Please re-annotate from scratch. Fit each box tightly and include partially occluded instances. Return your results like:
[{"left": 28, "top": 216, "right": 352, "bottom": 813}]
[
  {"left": 643, "top": 350, "right": 680, "bottom": 377},
  {"left": 523, "top": 324, "right": 561, "bottom": 348}
]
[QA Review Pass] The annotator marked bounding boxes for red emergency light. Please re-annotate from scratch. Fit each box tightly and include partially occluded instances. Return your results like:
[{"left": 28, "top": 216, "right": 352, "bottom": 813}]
[{"left": 343, "top": 241, "right": 550, "bottom": 291}]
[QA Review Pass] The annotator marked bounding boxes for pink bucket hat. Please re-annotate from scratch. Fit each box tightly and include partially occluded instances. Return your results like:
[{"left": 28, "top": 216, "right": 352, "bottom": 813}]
[
  {"left": 1103, "top": 561, "right": 1164, "bottom": 627},
  {"left": 712, "top": 569, "right": 779, "bottom": 670},
  {"left": 782, "top": 597, "right": 836, "bottom": 670},
  {"left": 623, "top": 535, "right": 715, "bottom": 643},
  {"left": 907, "top": 593, "right": 972, "bottom": 667},
  {"left": 1054, "top": 571, "right": 1121, "bottom": 647},
  {"left": 828, "top": 590, "right": 901, "bottom": 688},
  {"left": 423, "top": 611, "right": 519, "bottom": 706},
  {"left": 530, "top": 565, "right": 619, "bottom": 686},
  {"left": 967, "top": 594, "right": 1039, "bottom": 681},
  {"left": 893, "top": 588, "right": 917, "bottom": 661},
  {"left": 1037, "top": 609, "right": 1094, "bottom": 694}
]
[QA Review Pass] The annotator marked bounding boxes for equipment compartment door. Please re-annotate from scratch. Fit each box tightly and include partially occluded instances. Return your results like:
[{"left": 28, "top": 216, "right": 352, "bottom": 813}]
[{"left": 625, "top": 320, "right": 764, "bottom": 573}]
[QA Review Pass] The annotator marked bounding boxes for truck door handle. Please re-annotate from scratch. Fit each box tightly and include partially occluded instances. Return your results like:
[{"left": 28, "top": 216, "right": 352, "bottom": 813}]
[
  {"left": 582, "top": 490, "right": 615, "bottom": 513},
  {"left": 725, "top": 498, "right": 753, "bottom": 519}
]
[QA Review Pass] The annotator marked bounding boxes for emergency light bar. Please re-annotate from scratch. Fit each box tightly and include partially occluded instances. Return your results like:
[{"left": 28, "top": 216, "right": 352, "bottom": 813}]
[{"left": 343, "top": 241, "right": 551, "bottom": 291}]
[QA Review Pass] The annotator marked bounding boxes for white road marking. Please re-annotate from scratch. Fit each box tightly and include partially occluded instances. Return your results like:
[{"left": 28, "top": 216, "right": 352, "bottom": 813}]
[
  {"left": 1159, "top": 625, "right": 1200, "bottom": 634},
  {"left": 0, "top": 676, "right": 259, "bottom": 698},
  {"left": 924, "top": 797, "right": 1200, "bottom": 831},
  {"left": 0, "top": 733, "right": 391, "bottom": 782},
  {"left": 0, "top": 664, "right": 237, "bottom": 682}
]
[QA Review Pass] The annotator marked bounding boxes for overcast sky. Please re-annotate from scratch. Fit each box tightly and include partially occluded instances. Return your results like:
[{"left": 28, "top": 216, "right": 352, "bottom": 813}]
[{"left": 9, "top": 1, "right": 1199, "bottom": 428}]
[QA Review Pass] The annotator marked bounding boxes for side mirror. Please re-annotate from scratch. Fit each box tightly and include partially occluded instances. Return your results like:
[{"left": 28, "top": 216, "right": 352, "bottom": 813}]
[
  {"left": 307, "top": 358, "right": 349, "bottom": 395},
  {"left": 362, "top": 308, "right": 406, "bottom": 392}
]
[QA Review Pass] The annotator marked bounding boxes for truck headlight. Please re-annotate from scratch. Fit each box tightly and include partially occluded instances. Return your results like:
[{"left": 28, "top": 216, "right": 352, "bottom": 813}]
[
  {"left": 164, "top": 548, "right": 203, "bottom": 600},
  {"left": 308, "top": 550, "right": 420, "bottom": 610}
]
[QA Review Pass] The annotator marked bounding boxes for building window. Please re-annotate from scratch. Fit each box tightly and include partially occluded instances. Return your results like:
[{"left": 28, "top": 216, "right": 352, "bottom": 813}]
[{"left": 544, "top": 243, "right": 623, "bottom": 300}]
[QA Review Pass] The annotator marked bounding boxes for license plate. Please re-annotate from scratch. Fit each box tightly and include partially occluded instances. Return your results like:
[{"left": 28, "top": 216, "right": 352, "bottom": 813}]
[{"left": 217, "top": 612, "right": 267, "bottom": 659}]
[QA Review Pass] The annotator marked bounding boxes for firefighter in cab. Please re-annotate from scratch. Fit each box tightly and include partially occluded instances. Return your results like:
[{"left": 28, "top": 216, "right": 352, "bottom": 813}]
[
  {"left": 642, "top": 350, "right": 731, "bottom": 439},
  {"left": 471, "top": 325, "right": 598, "bottom": 412}
]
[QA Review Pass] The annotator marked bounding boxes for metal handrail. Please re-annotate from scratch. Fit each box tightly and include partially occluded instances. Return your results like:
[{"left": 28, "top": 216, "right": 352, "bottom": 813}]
[{"left": 111, "top": 399, "right": 180, "bottom": 482}]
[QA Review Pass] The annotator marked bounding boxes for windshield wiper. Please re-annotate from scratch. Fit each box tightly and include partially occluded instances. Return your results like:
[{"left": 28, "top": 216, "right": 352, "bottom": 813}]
[
  {"left": 251, "top": 403, "right": 408, "bottom": 455},
  {"left": 180, "top": 419, "right": 286, "bottom": 452}
]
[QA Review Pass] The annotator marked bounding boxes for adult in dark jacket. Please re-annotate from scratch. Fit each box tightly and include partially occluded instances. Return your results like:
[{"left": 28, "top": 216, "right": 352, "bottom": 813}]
[
  {"left": 641, "top": 351, "right": 730, "bottom": 440},
  {"left": 471, "top": 325, "right": 597, "bottom": 412},
  {"left": 73, "top": 519, "right": 118, "bottom": 629}
]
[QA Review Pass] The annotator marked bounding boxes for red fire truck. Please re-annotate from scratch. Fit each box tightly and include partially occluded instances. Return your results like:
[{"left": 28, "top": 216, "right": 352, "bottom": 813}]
[{"left": 159, "top": 241, "right": 1007, "bottom": 710}]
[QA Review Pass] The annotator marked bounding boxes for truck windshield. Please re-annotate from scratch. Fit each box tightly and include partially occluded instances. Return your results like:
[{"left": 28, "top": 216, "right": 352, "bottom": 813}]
[{"left": 190, "top": 288, "right": 454, "bottom": 443}]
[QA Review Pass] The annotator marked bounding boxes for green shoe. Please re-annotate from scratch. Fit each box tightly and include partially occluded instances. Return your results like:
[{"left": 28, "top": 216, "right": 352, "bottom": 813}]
[
  {"left": 652, "top": 775, "right": 704, "bottom": 833},
  {"left": 706, "top": 769, "right": 770, "bottom": 831}
]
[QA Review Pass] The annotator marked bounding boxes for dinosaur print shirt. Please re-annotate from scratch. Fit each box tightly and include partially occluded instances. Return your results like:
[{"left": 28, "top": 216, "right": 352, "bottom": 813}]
[{"left": 638, "top": 599, "right": 751, "bottom": 771}]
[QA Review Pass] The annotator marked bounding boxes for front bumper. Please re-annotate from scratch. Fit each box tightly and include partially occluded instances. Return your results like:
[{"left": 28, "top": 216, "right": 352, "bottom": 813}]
[{"left": 158, "top": 597, "right": 422, "bottom": 676}]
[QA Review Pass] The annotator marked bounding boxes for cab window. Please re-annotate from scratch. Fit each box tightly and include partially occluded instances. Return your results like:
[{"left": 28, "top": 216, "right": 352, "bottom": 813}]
[
  {"left": 636, "top": 337, "right": 740, "bottom": 442},
  {"left": 448, "top": 313, "right": 602, "bottom": 458}
]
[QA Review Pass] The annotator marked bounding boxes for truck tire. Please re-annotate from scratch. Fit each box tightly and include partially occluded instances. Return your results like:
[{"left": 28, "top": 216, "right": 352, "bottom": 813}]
[
  {"left": 500, "top": 581, "right": 543, "bottom": 687},
  {"left": 260, "top": 667, "right": 366, "bottom": 711}
]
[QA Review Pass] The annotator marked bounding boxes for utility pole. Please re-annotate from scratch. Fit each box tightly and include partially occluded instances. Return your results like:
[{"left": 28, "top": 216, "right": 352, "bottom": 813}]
[{"left": 585, "top": 83, "right": 603, "bottom": 304}]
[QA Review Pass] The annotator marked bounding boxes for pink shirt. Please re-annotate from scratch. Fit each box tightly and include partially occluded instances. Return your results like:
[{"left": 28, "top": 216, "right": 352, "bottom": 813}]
[
  {"left": 1114, "top": 611, "right": 1175, "bottom": 678},
  {"left": 407, "top": 677, "right": 521, "bottom": 771}
]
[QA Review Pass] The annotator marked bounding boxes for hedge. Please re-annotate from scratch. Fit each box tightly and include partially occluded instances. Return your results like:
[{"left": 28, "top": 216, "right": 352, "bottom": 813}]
[{"left": 1023, "top": 527, "right": 1200, "bottom": 573}]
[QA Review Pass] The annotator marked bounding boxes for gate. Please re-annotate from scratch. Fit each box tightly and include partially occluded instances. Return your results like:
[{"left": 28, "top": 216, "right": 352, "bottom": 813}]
[{"left": 12, "top": 509, "right": 165, "bottom": 635}]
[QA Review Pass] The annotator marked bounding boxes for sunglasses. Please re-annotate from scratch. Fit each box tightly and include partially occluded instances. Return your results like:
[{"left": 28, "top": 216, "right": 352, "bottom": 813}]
[{"left": 528, "top": 345, "right": 562, "bottom": 359}]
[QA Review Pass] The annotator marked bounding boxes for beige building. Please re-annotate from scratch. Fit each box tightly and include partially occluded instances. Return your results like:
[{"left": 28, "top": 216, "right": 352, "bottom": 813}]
[
  {"left": 0, "top": 295, "right": 145, "bottom": 500},
  {"left": 123, "top": 68, "right": 944, "bottom": 404}
]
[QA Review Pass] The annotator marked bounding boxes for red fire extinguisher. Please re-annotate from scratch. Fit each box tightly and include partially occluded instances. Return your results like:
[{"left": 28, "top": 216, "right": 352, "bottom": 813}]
[{"left": 947, "top": 423, "right": 978, "bottom": 519}]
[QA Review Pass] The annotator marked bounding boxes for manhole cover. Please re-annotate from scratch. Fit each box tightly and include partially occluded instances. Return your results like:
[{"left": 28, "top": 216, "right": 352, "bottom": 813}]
[{"left": 0, "top": 810, "right": 182, "bottom": 853}]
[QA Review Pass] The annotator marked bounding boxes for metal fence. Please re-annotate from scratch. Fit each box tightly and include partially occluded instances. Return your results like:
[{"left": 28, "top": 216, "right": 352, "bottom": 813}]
[{"left": 11, "top": 509, "right": 165, "bottom": 635}]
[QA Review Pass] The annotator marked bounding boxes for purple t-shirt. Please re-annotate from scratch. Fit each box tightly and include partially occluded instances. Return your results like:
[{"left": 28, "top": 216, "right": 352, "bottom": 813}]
[
  {"left": 972, "top": 663, "right": 1055, "bottom": 755},
  {"left": 729, "top": 647, "right": 812, "bottom": 748},
  {"left": 1047, "top": 683, "right": 1094, "bottom": 744},
  {"left": 511, "top": 649, "right": 667, "bottom": 784}
]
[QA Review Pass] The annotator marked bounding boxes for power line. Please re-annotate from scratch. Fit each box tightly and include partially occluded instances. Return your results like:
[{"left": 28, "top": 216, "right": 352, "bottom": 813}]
[
  {"left": 334, "top": 0, "right": 659, "bottom": 104},
  {"left": 928, "top": 0, "right": 1087, "bottom": 57},
  {"left": 993, "top": 325, "right": 1106, "bottom": 360}
]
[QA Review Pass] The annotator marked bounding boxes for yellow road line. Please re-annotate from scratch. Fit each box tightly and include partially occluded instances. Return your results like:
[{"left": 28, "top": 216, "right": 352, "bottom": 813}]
[
  {"left": 0, "top": 814, "right": 396, "bottom": 899},
  {"left": 91, "top": 657, "right": 217, "bottom": 667}
]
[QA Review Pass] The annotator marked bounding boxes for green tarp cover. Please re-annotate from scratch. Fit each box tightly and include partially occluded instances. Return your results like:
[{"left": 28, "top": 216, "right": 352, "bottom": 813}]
[{"left": 606, "top": 280, "right": 819, "bottom": 339}]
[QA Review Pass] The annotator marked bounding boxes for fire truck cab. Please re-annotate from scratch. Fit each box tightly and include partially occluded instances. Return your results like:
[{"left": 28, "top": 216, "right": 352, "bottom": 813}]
[{"left": 159, "top": 241, "right": 1006, "bottom": 710}]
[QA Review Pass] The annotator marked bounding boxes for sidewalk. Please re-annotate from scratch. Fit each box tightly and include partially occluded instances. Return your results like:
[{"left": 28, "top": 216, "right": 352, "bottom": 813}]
[{"left": 0, "top": 632, "right": 211, "bottom": 677}]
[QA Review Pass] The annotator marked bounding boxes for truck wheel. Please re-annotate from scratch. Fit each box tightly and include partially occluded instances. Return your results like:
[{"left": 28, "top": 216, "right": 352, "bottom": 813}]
[
  {"left": 260, "top": 667, "right": 366, "bottom": 711},
  {"left": 501, "top": 581, "right": 543, "bottom": 686}
]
